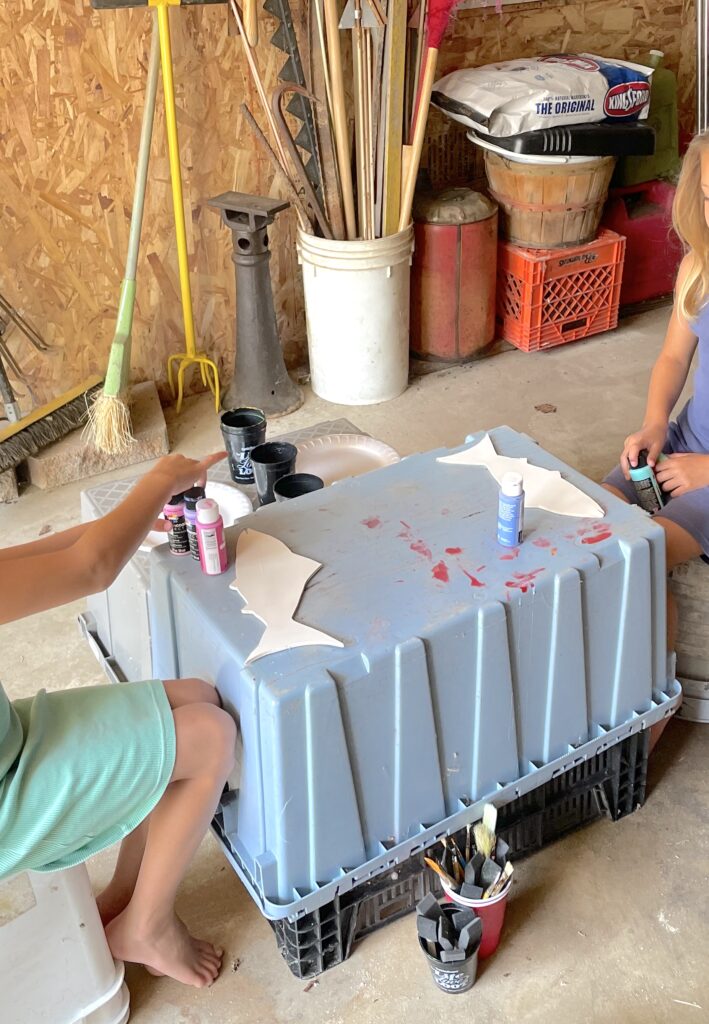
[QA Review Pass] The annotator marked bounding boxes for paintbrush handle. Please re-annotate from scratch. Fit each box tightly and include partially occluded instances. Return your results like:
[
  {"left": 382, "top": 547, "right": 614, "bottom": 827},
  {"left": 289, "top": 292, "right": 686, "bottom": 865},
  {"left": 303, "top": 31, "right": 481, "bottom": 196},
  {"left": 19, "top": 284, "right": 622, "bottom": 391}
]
[
  {"left": 398, "top": 45, "right": 438, "bottom": 232},
  {"left": 424, "top": 856, "right": 458, "bottom": 889}
]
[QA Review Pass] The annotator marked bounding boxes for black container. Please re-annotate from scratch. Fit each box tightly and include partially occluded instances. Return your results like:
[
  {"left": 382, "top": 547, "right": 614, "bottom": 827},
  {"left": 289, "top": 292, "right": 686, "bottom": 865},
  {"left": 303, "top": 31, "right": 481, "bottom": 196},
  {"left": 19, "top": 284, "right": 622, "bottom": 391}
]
[
  {"left": 251, "top": 441, "right": 298, "bottom": 505},
  {"left": 211, "top": 730, "right": 649, "bottom": 979},
  {"left": 274, "top": 473, "right": 325, "bottom": 502},
  {"left": 220, "top": 408, "right": 267, "bottom": 484},
  {"left": 419, "top": 905, "right": 479, "bottom": 994}
]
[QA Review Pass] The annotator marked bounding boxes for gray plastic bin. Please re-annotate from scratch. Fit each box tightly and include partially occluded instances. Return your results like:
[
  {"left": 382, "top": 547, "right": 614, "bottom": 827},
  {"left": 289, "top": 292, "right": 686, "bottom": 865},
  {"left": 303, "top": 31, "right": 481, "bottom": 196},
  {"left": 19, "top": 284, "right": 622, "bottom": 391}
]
[
  {"left": 148, "top": 426, "right": 679, "bottom": 919},
  {"left": 79, "top": 419, "right": 361, "bottom": 683}
]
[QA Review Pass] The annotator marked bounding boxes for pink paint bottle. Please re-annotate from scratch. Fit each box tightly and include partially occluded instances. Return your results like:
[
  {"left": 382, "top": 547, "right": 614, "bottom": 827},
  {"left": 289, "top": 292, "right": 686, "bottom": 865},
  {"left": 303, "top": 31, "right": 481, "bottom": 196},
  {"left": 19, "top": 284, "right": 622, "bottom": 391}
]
[{"left": 196, "top": 498, "right": 228, "bottom": 576}]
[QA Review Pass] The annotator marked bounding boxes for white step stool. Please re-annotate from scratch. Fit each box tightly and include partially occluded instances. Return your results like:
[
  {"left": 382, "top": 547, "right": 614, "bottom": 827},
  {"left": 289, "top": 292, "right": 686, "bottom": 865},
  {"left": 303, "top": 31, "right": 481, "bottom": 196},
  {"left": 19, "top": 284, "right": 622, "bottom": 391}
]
[{"left": 1, "top": 864, "right": 130, "bottom": 1024}]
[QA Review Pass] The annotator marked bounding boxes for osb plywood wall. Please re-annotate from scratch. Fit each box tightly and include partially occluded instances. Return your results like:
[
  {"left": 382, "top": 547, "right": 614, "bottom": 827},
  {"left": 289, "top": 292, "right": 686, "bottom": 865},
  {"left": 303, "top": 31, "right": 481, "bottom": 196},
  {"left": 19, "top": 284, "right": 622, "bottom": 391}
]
[{"left": 0, "top": 0, "right": 697, "bottom": 404}]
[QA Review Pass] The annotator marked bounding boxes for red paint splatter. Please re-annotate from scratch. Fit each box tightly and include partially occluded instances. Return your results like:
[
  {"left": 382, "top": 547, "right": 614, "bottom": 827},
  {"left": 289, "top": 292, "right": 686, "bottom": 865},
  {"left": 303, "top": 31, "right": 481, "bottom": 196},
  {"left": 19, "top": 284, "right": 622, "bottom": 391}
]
[
  {"left": 362, "top": 517, "right": 382, "bottom": 530},
  {"left": 398, "top": 520, "right": 413, "bottom": 539},
  {"left": 432, "top": 561, "right": 450, "bottom": 582},
  {"left": 579, "top": 522, "right": 613, "bottom": 546},
  {"left": 445, "top": 547, "right": 463, "bottom": 555},
  {"left": 441, "top": 508, "right": 451, "bottom": 516},
  {"left": 533, "top": 538, "right": 551, "bottom": 548},
  {"left": 500, "top": 548, "right": 520, "bottom": 561},
  {"left": 505, "top": 569, "right": 545, "bottom": 593},
  {"left": 581, "top": 530, "right": 612, "bottom": 545},
  {"left": 411, "top": 539, "right": 433, "bottom": 560},
  {"left": 462, "top": 569, "right": 485, "bottom": 588},
  {"left": 477, "top": 565, "right": 486, "bottom": 572}
]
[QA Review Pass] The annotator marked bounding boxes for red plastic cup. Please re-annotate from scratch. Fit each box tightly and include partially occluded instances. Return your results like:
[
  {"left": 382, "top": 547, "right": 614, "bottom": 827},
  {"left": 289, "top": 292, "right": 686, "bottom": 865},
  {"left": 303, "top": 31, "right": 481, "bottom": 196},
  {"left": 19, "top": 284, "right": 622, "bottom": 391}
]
[{"left": 441, "top": 877, "right": 512, "bottom": 959}]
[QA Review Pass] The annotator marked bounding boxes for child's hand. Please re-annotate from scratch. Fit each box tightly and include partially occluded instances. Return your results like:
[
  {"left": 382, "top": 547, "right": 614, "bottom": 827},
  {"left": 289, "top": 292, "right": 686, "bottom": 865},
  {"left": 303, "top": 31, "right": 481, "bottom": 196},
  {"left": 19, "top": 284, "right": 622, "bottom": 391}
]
[
  {"left": 655, "top": 454, "right": 709, "bottom": 497},
  {"left": 621, "top": 423, "right": 667, "bottom": 478},
  {"left": 152, "top": 452, "right": 227, "bottom": 495}
]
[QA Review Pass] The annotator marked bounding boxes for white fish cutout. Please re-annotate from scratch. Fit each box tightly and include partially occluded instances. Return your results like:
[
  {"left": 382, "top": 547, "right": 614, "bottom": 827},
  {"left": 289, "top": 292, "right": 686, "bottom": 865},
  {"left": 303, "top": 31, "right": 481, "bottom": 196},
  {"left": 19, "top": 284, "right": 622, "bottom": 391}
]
[
  {"left": 230, "top": 529, "right": 344, "bottom": 664},
  {"left": 438, "top": 434, "right": 604, "bottom": 519}
]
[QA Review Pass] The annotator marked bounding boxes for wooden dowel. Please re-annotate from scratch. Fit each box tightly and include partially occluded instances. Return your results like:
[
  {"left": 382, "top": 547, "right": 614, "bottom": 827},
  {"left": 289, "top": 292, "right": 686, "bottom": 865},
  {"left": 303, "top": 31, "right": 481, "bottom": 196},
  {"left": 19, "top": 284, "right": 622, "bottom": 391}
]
[{"left": 324, "top": 0, "right": 358, "bottom": 238}]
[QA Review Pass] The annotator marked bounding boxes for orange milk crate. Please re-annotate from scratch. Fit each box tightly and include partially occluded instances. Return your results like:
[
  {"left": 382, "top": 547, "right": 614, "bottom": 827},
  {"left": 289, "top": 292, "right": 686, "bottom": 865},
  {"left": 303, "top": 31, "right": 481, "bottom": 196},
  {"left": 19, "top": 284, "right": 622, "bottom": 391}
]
[{"left": 496, "top": 228, "right": 626, "bottom": 352}]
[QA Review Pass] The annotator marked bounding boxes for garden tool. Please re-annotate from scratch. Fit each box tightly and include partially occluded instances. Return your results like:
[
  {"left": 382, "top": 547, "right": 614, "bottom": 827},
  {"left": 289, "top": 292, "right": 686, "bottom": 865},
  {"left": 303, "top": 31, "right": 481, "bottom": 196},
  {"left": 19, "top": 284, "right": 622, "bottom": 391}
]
[{"left": 150, "top": 0, "right": 221, "bottom": 414}]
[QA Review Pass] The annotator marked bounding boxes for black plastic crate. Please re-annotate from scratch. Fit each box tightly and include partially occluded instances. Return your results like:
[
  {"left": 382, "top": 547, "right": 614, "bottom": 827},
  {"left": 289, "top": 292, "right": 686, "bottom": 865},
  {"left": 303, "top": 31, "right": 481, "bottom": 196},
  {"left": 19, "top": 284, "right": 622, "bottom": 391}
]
[{"left": 268, "top": 730, "right": 649, "bottom": 979}]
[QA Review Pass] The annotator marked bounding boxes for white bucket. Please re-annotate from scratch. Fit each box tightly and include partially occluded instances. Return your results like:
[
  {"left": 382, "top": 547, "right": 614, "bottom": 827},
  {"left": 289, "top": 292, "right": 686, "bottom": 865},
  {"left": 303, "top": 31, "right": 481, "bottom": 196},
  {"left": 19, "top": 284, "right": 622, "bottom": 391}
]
[{"left": 297, "top": 226, "right": 415, "bottom": 405}]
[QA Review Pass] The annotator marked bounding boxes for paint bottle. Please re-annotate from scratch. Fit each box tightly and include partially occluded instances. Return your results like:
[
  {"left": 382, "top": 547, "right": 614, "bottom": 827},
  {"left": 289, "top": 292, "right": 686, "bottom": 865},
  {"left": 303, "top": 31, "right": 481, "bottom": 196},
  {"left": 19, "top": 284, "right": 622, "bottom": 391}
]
[
  {"left": 183, "top": 486, "right": 206, "bottom": 560},
  {"left": 497, "top": 472, "right": 524, "bottom": 548},
  {"left": 629, "top": 450, "right": 665, "bottom": 514},
  {"left": 196, "top": 498, "right": 228, "bottom": 576},
  {"left": 163, "top": 493, "right": 191, "bottom": 556}
]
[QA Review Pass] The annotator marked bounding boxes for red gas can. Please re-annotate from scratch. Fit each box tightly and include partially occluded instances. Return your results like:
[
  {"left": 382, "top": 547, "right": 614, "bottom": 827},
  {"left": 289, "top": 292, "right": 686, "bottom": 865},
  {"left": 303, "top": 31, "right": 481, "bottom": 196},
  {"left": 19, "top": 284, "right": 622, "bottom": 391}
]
[
  {"left": 600, "top": 181, "right": 683, "bottom": 306},
  {"left": 411, "top": 189, "right": 498, "bottom": 362}
]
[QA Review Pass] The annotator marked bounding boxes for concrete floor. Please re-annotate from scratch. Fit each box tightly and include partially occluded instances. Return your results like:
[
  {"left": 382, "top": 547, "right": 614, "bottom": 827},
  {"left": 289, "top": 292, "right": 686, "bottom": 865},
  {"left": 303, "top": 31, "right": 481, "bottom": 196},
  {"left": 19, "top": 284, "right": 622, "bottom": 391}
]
[{"left": 3, "top": 307, "right": 709, "bottom": 1023}]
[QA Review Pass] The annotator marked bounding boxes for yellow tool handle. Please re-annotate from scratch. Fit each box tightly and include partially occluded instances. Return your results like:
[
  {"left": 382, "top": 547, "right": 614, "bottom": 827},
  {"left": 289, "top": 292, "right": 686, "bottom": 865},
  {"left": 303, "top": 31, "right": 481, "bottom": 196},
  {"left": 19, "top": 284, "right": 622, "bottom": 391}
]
[{"left": 154, "top": 0, "right": 197, "bottom": 357}]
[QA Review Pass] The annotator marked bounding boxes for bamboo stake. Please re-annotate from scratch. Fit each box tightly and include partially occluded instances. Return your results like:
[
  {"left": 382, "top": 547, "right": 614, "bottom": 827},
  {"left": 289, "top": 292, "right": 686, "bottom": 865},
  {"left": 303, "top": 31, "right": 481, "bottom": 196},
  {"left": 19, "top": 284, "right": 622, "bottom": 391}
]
[
  {"left": 352, "top": 0, "right": 368, "bottom": 237},
  {"left": 324, "top": 0, "right": 358, "bottom": 238},
  {"left": 381, "top": 0, "right": 407, "bottom": 235},
  {"left": 398, "top": 46, "right": 436, "bottom": 231},
  {"left": 314, "top": 0, "right": 336, "bottom": 129},
  {"left": 364, "top": 30, "right": 375, "bottom": 238}
]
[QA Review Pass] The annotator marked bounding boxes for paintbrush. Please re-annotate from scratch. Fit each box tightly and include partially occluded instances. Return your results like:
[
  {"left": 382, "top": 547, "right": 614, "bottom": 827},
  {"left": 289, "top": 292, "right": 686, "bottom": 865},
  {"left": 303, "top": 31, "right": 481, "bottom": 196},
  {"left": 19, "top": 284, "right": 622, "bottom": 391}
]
[
  {"left": 443, "top": 837, "right": 465, "bottom": 883},
  {"left": 424, "top": 856, "right": 458, "bottom": 890},
  {"left": 449, "top": 837, "right": 466, "bottom": 872},
  {"left": 485, "top": 860, "right": 513, "bottom": 899},
  {"left": 473, "top": 821, "right": 495, "bottom": 860},
  {"left": 473, "top": 802, "right": 498, "bottom": 859}
]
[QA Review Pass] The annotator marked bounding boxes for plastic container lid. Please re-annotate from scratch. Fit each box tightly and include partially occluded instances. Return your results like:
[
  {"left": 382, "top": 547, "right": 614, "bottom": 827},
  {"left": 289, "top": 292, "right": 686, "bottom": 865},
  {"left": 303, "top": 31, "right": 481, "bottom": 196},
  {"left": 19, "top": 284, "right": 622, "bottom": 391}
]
[
  {"left": 183, "top": 486, "right": 206, "bottom": 511},
  {"left": 501, "top": 472, "right": 523, "bottom": 497},
  {"left": 196, "top": 497, "right": 220, "bottom": 524},
  {"left": 413, "top": 187, "right": 497, "bottom": 225}
]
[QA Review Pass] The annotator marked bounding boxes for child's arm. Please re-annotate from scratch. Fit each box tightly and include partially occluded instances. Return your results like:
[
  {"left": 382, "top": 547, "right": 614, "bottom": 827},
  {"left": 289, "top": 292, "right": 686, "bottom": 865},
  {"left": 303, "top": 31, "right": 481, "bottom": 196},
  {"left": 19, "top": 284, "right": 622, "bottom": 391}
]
[
  {"left": 0, "top": 452, "right": 225, "bottom": 626},
  {"left": 0, "top": 523, "right": 90, "bottom": 562},
  {"left": 621, "top": 255, "right": 698, "bottom": 476},
  {"left": 0, "top": 515, "right": 172, "bottom": 563}
]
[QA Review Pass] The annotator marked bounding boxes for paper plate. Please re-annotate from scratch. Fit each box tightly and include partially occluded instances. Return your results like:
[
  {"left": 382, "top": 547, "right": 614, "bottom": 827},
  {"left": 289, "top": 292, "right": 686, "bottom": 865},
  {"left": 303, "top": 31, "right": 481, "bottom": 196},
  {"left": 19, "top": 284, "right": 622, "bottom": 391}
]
[
  {"left": 140, "top": 481, "right": 253, "bottom": 552},
  {"left": 295, "top": 434, "right": 400, "bottom": 485}
]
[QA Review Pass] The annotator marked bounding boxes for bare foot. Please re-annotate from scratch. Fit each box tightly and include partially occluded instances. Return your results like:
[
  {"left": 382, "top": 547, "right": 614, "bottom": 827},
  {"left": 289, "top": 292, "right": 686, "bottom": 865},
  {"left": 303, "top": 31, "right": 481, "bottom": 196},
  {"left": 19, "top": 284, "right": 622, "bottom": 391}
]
[
  {"left": 96, "top": 886, "right": 132, "bottom": 928},
  {"left": 106, "top": 908, "right": 223, "bottom": 988}
]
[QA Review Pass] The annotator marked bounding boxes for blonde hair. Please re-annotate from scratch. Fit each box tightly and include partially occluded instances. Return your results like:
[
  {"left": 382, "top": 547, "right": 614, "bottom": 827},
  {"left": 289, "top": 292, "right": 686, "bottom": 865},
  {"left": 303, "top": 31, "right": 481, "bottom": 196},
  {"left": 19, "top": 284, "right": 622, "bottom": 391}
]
[{"left": 674, "top": 132, "right": 709, "bottom": 322}]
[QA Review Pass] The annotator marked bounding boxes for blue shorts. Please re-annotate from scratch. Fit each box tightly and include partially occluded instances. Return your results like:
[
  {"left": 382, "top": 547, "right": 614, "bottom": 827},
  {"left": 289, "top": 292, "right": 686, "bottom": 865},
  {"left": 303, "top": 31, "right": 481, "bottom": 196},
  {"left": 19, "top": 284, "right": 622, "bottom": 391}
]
[{"left": 604, "top": 419, "right": 709, "bottom": 559}]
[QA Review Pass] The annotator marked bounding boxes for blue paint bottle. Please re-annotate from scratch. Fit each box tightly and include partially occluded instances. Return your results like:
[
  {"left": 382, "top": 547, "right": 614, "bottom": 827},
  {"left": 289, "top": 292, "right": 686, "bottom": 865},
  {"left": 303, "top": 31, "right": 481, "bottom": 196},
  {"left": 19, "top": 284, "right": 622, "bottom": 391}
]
[
  {"left": 498, "top": 472, "right": 524, "bottom": 548},
  {"left": 628, "top": 450, "right": 665, "bottom": 514}
]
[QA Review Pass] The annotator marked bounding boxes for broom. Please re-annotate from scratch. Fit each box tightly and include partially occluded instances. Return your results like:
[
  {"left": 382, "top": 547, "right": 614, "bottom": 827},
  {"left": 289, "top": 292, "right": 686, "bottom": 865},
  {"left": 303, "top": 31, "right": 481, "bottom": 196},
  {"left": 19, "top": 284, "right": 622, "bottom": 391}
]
[
  {"left": 0, "top": 376, "right": 104, "bottom": 474},
  {"left": 87, "top": 13, "right": 160, "bottom": 455},
  {"left": 398, "top": 0, "right": 461, "bottom": 231}
]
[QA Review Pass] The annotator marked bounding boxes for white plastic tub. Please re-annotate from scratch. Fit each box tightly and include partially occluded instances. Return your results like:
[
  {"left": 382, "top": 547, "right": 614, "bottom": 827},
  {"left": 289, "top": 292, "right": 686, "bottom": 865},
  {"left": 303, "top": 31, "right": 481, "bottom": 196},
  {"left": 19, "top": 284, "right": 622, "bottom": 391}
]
[{"left": 297, "top": 226, "right": 414, "bottom": 405}]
